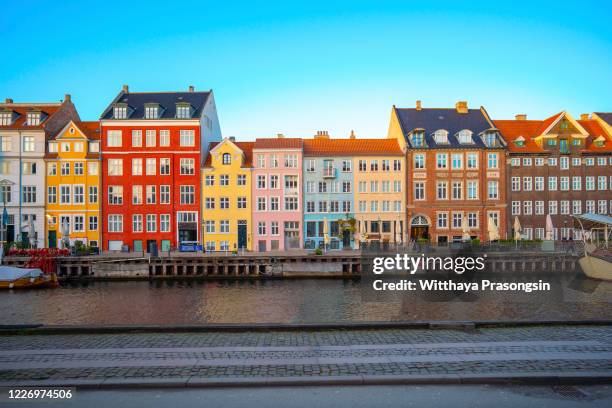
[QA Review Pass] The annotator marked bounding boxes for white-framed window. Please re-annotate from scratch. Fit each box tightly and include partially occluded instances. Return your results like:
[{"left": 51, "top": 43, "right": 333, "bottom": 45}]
[
  {"left": 523, "top": 201, "right": 532, "bottom": 215},
  {"left": 468, "top": 212, "right": 478, "bottom": 228},
  {"left": 487, "top": 180, "right": 499, "bottom": 199},
  {"left": 487, "top": 153, "right": 498, "bottom": 169},
  {"left": 452, "top": 212, "right": 462, "bottom": 229},
  {"left": 204, "top": 220, "right": 215, "bottom": 234},
  {"left": 370, "top": 201, "right": 378, "bottom": 212},
  {"left": 535, "top": 200, "right": 544, "bottom": 215},
  {"left": 108, "top": 185, "right": 123, "bottom": 204},
  {"left": 535, "top": 157, "right": 544, "bottom": 166},
  {"left": 370, "top": 160, "right": 379, "bottom": 171},
  {"left": 23, "top": 136, "right": 35, "bottom": 152},
  {"left": 560, "top": 176, "right": 569, "bottom": 191},
  {"left": 237, "top": 174, "right": 246, "bottom": 186},
  {"left": 548, "top": 176, "right": 557, "bottom": 191},
  {"left": 180, "top": 185, "right": 195, "bottom": 204},
  {"left": 437, "top": 212, "right": 448, "bottom": 228},
  {"left": 437, "top": 181, "right": 447, "bottom": 200},
  {"left": 511, "top": 201, "right": 520, "bottom": 215},
  {"left": 237, "top": 196, "right": 247, "bottom": 209},
  {"left": 466, "top": 153, "right": 478, "bottom": 169},
  {"left": 108, "top": 159, "right": 123, "bottom": 176},
  {"left": 132, "top": 185, "right": 143, "bottom": 204},
  {"left": 413, "top": 154, "right": 425, "bottom": 169},
  {"left": 205, "top": 175, "right": 215, "bottom": 186},
  {"left": 523, "top": 177, "right": 532, "bottom": 191},
  {"left": 89, "top": 216, "right": 98, "bottom": 231},
  {"left": 160, "top": 214, "right": 170, "bottom": 232},
  {"left": 572, "top": 176, "right": 582, "bottom": 191},
  {"left": 176, "top": 104, "right": 191, "bottom": 119},
  {"left": 270, "top": 175, "right": 279, "bottom": 189},
  {"left": 179, "top": 130, "right": 195, "bottom": 147},
  {"left": 131, "top": 130, "right": 142, "bottom": 147},
  {"left": 146, "top": 214, "right": 157, "bottom": 232},
  {"left": 549, "top": 201, "right": 558, "bottom": 215},
  {"left": 598, "top": 200, "right": 608, "bottom": 214},
  {"left": 205, "top": 197, "right": 215, "bottom": 209},
  {"left": 180, "top": 158, "right": 195, "bottom": 175},
  {"left": 131, "top": 158, "right": 142, "bottom": 176},
  {"left": 305, "top": 159, "right": 315, "bottom": 172},
  {"left": 436, "top": 153, "right": 448, "bottom": 169},
  {"left": 258, "top": 222, "right": 267, "bottom": 235},
  {"left": 560, "top": 200, "right": 570, "bottom": 215},
  {"left": 160, "top": 185, "right": 170, "bottom": 204},
  {"left": 73, "top": 215, "right": 85, "bottom": 232},
  {"left": 74, "top": 142, "right": 84, "bottom": 152},
  {"left": 146, "top": 158, "right": 156, "bottom": 175},
  {"left": 451, "top": 153, "right": 463, "bottom": 169},
  {"left": 88, "top": 186, "right": 98, "bottom": 204},
  {"left": 220, "top": 220, "right": 230, "bottom": 233},
  {"left": 108, "top": 214, "right": 123, "bottom": 232},
  {"left": 414, "top": 182, "right": 425, "bottom": 200},
  {"left": 160, "top": 158, "right": 170, "bottom": 175},
  {"left": 47, "top": 186, "right": 57, "bottom": 204},
  {"left": 586, "top": 200, "right": 596, "bottom": 213},
  {"left": 286, "top": 154, "right": 298, "bottom": 168},
  {"left": 560, "top": 156, "right": 569, "bottom": 169},
  {"left": 572, "top": 200, "right": 582, "bottom": 215},
  {"left": 586, "top": 176, "right": 595, "bottom": 191},
  {"left": 285, "top": 196, "right": 298, "bottom": 211},
  {"left": 452, "top": 181, "right": 462, "bottom": 200},
  {"left": 107, "top": 130, "right": 122, "bottom": 147},
  {"left": 73, "top": 185, "right": 84, "bottom": 204},
  {"left": 511, "top": 177, "right": 521, "bottom": 191},
  {"left": 394, "top": 180, "right": 401, "bottom": 192},
  {"left": 145, "top": 105, "right": 159, "bottom": 119},
  {"left": 257, "top": 197, "right": 267, "bottom": 211},
  {"left": 60, "top": 185, "right": 70, "bottom": 204},
  {"left": 535, "top": 176, "right": 544, "bottom": 191},
  {"left": 61, "top": 162, "right": 70, "bottom": 176},
  {"left": 467, "top": 180, "right": 478, "bottom": 199},
  {"left": 159, "top": 130, "right": 170, "bottom": 147},
  {"left": 271, "top": 221, "right": 279, "bottom": 235},
  {"left": 257, "top": 175, "right": 266, "bottom": 189},
  {"left": 146, "top": 185, "right": 156, "bottom": 204}
]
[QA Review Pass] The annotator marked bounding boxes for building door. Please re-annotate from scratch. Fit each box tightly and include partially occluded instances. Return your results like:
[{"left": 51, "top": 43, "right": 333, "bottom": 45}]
[
  {"left": 237, "top": 221, "right": 247, "bottom": 249},
  {"left": 410, "top": 215, "right": 430, "bottom": 240},
  {"left": 146, "top": 240, "right": 157, "bottom": 255},
  {"left": 48, "top": 231, "right": 57, "bottom": 248},
  {"left": 342, "top": 230, "right": 351, "bottom": 248},
  {"left": 6, "top": 225, "right": 14, "bottom": 244},
  {"left": 258, "top": 240, "right": 267, "bottom": 252}
]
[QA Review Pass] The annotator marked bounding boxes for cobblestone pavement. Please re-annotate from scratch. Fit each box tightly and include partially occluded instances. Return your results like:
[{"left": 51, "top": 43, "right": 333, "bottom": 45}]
[{"left": 0, "top": 325, "right": 611, "bottom": 386}]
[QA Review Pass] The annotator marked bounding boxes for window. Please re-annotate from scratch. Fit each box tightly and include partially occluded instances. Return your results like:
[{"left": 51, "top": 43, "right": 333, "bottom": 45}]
[
  {"left": 88, "top": 186, "right": 98, "bottom": 204},
  {"left": 511, "top": 177, "right": 521, "bottom": 192},
  {"left": 286, "top": 154, "right": 298, "bottom": 168},
  {"left": 549, "top": 201, "right": 558, "bottom": 215},
  {"left": 598, "top": 176, "right": 607, "bottom": 190},
  {"left": 88, "top": 162, "right": 99, "bottom": 176},
  {"left": 74, "top": 142, "right": 84, "bottom": 153},
  {"left": 61, "top": 142, "right": 70, "bottom": 152},
  {"left": 511, "top": 201, "right": 520, "bottom": 215},
  {"left": 73, "top": 185, "right": 84, "bottom": 204},
  {"left": 108, "top": 215, "right": 123, "bottom": 232},
  {"left": 535, "top": 200, "right": 544, "bottom": 215},
  {"left": 60, "top": 185, "right": 70, "bottom": 204},
  {"left": 414, "top": 154, "right": 425, "bottom": 169},
  {"left": 484, "top": 133, "right": 498, "bottom": 147},
  {"left": 343, "top": 201, "right": 351, "bottom": 212},
  {"left": 452, "top": 213, "right": 462, "bottom": 229},
  {"left": 451, "top": 154, "right": 462, "bottom": 169},
  {"left": 21, "top": 162, "right": 36, "bottom": 175},
  {"left": 132, "top": 158, "right": 142, "bottom": 176},
  {"left": 0, "top": 113, "right": 12, "bottom": 126},
  {"left": 21, "top": 186, "right": 36, "bottom": 203},
  {"left": 47, "top": 186, "right": 57, "bottom": 204},
  {"left": 0, "top": 136, "right": 11, "bottom": 152},
  {"left": 434, "top": 130, "right": 448, "bottom": 144},
  {"left": 74, "top": 162, "right": 84, "bottom": 175},
  {"left": 468, "top": 213, "right": 478, "bottom": 228},
  {"left": 257, "top": 197, "right": 266, "bottom": 211},
  {"left": 523, "top": 177, "right": 532, "bottom": 191},
  {"left": 487, "top": 181, "right": 499, "bottom": 199},
  {"left": 548, "top": 157, "right": 558, "bottom": 166},
  {"left": 523, "top": 201, "right": 532, "bottom": 215},
  {"left": 23, "top": 136, "right": 35, "bottom": 152},
  {"left": 160, "top": 158, "right": 170, "bottom": 175},
  {"left": 382, "top": 160, "right": 390, "bottom": 171},
  {"left": 560, "top": 176, "right": 569, "bottom": 191},
  {"left": 572, "top": 200, "right": 582, "bottom": 215},
  {"left": 108, "top": 159, "right": 123, "bottom": 176},
  {"left": 458, "top": 130, "right": 472, "bottom": 144},
  {"left": 220, "top": 220, "right": 230, "bottom": 233},
  {"left": 256, "top": 175, "right": 266, "bottom": 189},
  {"left": 370, "top": 181, "right": 378, "bottom": 193},
  {"left": 414, "top": 182, "right": 425, "bottom": 200},
  {"left": 370, "top": 160, "right": 379, "bottom": 171},
  {"left": 176, "top": 104, "right": 191, "bottom": 119},
  {"left": 561, "top": 200, "right": 570, "bottom": 215},
  {"left": 523, "top": 158, "right": 532, "bottom": 166},
  {"left": 146, "top": 214, "right": 157, "bottom": 232},
  {"left": 306, "top": 159, "right": 315, "bottom": 172},
  {"left": 159, "top": 130, "right": 170, "bottom": 147},
  {"left": 145, "top": 130, "right": 156, "bottom": 147},
  {"left": 146, "top": 158, "right": 156, "bottom": 175},
  {"left": 132, "top": 185, "right": 143, "bottom": 204},
  {"left": 180, "top": 185, "right": 195, "bottom": 204},
  {"left": 487, "top": 153, "right": 498, "bottom": 169},
  {"left": 222, "top": 153, "right": 231, "bottom": 165},
  {"left": 586, "top": 200, "right": 596, "bottom": 213},
  {"left": 436, "top": 153, "right": 447, "bottom": 169},
  {"left": 510, "top": 158, "right": 520, "bottom": 166},
  {"left": 535, "top": 158, "right": 544, "bottom": 166},
  {"left": 548, "top": 177, "right": 557, "bottom": 191},
  {"left": 357, "top": 181, "right": 366, "bottom": 193},
  {"left": 560, "top": 157, "right": 569, "bottom": 169},
  {"left": 61, "top": 162, "right": 70, "bottom": 176},
  {"left": 89, "top": 216, "right": 98, "bottom": 231},
  {"left": 307, "top": 201, "right": 315, "bottom": 213},
  {"left": 271, "top": 221, "right": 279, "bottom": 235},
  {"left": 586, "top": 176, "right": 595, "bottom": 191},
  {"left": 205, "top": 197, "right": 215, "bottom": 209},
  {"left": 179, "top": 130, "right": 195, "bottom": 147},
  {"left": 572, "top": 176, "right": 582, "bottom": 191},
  {"left": 285, "top": 197, "right": 298, "bottom": 211},
  {"left": 205, "top": 220, "right": 215, "bottom": 233},
  {"left": 598, "top": 200, "right": 608, "bottom": 214},
  {"left": 342, "top": 181, "right": 351, "bottom": 193},
  {"left": 132, "top": 130, "right": 142, "bottom": 147},
  {"left": 393, "top": 160, "right": 401, "bottom": 171},
  {"left": 411, "top": 131, "right": 425, "bottom": 147},
  {"left": 237, "top": 196, "right": 247, "bottom": 209},
  {"left": 107, "top": 130, "right": 122, "bottom": 147},
  {"left": 342, "top": 159, "right": 352, "bottom": 172},
  {"left": 370, "top": 201, "right": 378, "bottom": 212},
  {"left": 258, "top": 222, "right": 267, "bottom": 235},
  {"left": 146, "top": 185, "right": 156, "bottom": 204},
  {"left": 467, "top": 180, "right": 478, "bottom": 199},
  {"left": 160, "top": 214, "right": 170, "bottom": 232},
  {"left": 269, "top": 175, "right": 279, "bottom": 189},
  {"left": 394, "top": 180, "right": 401, "bottom": 192},
  {"left": 180, "top": 158, "right": 195, "bottom": 175},
  {"left": 585, "top": 158, "right": 594, "bottom": 166},
  {"left": 452, "top": 181, "right": 462, "bottom": 199},
  {"left": 535, "top": 177, "right": 544, "bottom": 191},
  {"left": 108, "top": 186, "right": 123, "bottom": 204},
  {"left": 0, "top": 160, "right": 9, "bottom": 175},
  {"left": 436, "top": 181, "right": 447, "bottom": 200},
  {"left": 205, "top": 175, "right": 215, "bottom": 186},
  {"left": 72, "top": 215, "right": 84, "bottom": 232},
  {"left": 145, "top": 105, "right": 159, "bottom": 119},
  {"left": 466, "top": 153, "right": 478, "bottom": 169},
  {"left": 319, "top": 201, "right": 328, "bottom": 212}
]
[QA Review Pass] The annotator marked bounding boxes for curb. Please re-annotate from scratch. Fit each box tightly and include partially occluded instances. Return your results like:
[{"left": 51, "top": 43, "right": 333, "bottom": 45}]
[
  {"left": 1, "top": 320, "right": 611, "bottom": 335},
  {"left": 2, "top": 373, "right": 612, "bottom": 389}
]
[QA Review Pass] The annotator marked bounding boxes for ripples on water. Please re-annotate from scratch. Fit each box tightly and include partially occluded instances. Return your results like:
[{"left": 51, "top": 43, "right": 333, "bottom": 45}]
[{"left": 0, "top": 278, "right": 610, "bottom": 325}]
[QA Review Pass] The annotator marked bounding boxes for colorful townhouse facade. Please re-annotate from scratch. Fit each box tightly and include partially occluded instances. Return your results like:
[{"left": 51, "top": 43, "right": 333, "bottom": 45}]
[
  {"left": 388, "top": 101, "right": 508, "bottom": 243},
  {"left": 303, "top": 132, "right": 356, "bottom": 250},
  {"left": 495, "top": 112, "right": 612, "bottom": 240},
  {"left": 100, "top": 85, "right": 221, "bottom": 252},
  {"left": 0, "top": 95, "right": 79, "bottom": 248},
  {"left": 251, "top": 137, "right": 303, "bottom": 251},
  {"left": 352, "top": 138, "right": 406, "bottom": 247},
  {"left": 201, "top": 138, "right": 253, "bottom": 251},
  {"left": 45, "top": 121, "right": 101, "bottom": 248}
]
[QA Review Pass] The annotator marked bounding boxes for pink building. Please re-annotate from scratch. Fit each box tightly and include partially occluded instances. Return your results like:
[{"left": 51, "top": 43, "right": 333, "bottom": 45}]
[{"left": 252, "top": 137, "right": 303, "bottom": 251}]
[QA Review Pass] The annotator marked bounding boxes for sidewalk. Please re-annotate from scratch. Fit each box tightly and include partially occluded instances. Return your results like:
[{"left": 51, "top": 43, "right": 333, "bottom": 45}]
[{"left": 1, "top": 325, "right": 611, "bottom": 388}]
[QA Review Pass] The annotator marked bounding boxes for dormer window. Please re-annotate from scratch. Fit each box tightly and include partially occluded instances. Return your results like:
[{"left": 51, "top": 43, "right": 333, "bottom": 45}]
[
  {"left": 26, "top": 111, "right": 41, "bottom": 126},
  {"left": 48, "top": 142, "right": 58, "bottom": 153},
  {"left": 457, "top": 130, "right": 473, "bottom": 144},
  {"left": 176, "top": 103, "right": 191, "bottom": 119},
  {"left": 113, "top": 104, "right": 128, "bottom": 119},
  {"left": 411, "top": 131, "right": 425, "bottom": 147},
  {"left": 433, "top": 130, "right": 448, "bottom": 144},
  {"left": 593, "top": 136, "right": 605, "bottom": 148},
  {"left": 547, "top": 139, "right": 557, "bottom": 146},
  {"left": 222, "top": 153, "right": 231, "bottom": 165},
  {"left": 144, "top": 104, "right": 160, "bottom": 119},
  {"left": 0, "top": 111, "right": 12, "bottom": 126},
  {"left": 514, "top": 136, "right": 525, "bottom": 147},
  {"left": 483, "top": 132, "right": 499, "bottom": 147},
  {"left": 572, "top": 139, "right": 581, "bottom": 146}
]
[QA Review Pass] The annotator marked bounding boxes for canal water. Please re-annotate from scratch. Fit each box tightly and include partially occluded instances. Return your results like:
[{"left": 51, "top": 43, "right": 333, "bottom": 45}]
[{"left": 0, "top": 277, "right": 610, "bottom": 325}]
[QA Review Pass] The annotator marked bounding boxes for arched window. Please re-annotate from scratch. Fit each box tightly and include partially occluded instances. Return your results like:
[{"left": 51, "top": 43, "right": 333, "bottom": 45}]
[
  {"left": 222, "top": 153, "right": 231, "bottom": 165},
  {"left": 457, "top": 129, "right": 473, "bottom": 144},
  {"left": 411, "top": 216, "right": 429, "bottom": 226},
  {"left": 433, "top": 129, "right": 448, "bottom": 144}
]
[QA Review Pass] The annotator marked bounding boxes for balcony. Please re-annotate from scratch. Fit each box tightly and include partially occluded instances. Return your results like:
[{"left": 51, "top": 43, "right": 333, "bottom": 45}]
[
  {"left": 322, "top": 167, "right": 337, "bottom": 178},
  {"left": 284, "top": 188, "right": 299, "bottom": 196}
]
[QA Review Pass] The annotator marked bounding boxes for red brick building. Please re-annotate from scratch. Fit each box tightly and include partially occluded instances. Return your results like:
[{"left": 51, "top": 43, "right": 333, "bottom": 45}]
[
  {"left": 100, "top": 85, "right": 221, "bottom": 252},
  {"left": 388, "top": 101, "right": 507, "bottom": 243}
]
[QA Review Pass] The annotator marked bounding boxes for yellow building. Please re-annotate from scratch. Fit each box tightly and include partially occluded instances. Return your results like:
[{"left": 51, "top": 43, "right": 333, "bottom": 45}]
[
  {"left": 45, "top": 121, "right": 101, "bottom": 248},
  {"left": 201, "top": 138, "right": 253, "bottom": 251},
  {"left": 352, "top": 139, "right": 407, "bottom": 247}
]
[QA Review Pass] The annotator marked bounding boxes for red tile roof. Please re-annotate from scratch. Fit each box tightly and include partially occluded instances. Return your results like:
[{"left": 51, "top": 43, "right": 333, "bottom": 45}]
[
  {"left": 254, "top": 138, "right": 303, "bottom": 149},
  {"left": 204, "top": 141, "right": 255, "bottom": 167},
  {"left": 494, "top": 115, "right": 612, "bottom": 153},
  {"left": 75, "top": 121, "right": 101, "bottom": 140},
  {"left": 302, "top": 138, "right": 403, "bottom": 156},
  {"left": 0, "top": 103, "right": 63, "bottom": 130}
]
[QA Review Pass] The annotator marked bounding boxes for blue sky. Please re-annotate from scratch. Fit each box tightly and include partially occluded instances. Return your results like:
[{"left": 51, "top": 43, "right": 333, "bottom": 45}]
[{"left": 1, "top": 0, "right": 610, "bottom": 139}]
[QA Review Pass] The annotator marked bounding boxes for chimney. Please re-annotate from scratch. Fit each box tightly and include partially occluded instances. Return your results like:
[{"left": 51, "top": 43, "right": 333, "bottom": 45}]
[
  {"left": 122, "top": 84, "right": 129, "bottom": 93},
  {"left": 276, "top": 133, "right": 284, "bottom": 138},
  {"left": 64, "top": 94, "right": 71, "bottom": 102},
  {"left": 314, "top": 130, "right": 329, "bottom": 139},
  {"left": 515, "top": 114, "right": 527, "bottom": 121},
  {"left": 455, "top": 101, "right": 468, "bottom": 114},
  {"left": 229, "top": 136, "right": 236, "bottom": 142},
  {"left": 580, "top": 113, "right": 589, "bottom": 121},
  {"left": 5, "top": 98, "right": 13, "bottom": 103},
  {"left": 416, "top": 100, "right": 422, "bottom": 111},
  {"left": 188, "top": 85, "right": 195, "bottom": 92},
  {"left": 349, "top": 130, "right": 356, "bottom": 139}
]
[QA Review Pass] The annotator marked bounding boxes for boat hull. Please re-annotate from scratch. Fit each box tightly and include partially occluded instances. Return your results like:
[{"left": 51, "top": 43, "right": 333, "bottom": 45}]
[
  {"left": 579, "top": 255, "right": 612, "bottom": 281},
  {"left": 0, "top": 274, "right": 58, "bottom": 289}
]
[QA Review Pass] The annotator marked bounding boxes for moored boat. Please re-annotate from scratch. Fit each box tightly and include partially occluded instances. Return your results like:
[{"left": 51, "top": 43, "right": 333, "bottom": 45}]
[
  {"left": 574, "top": 214, "right": 612, "bottom": 281},
  {"left": 0, "top": 266, "right": 58, "bottom": 289}
]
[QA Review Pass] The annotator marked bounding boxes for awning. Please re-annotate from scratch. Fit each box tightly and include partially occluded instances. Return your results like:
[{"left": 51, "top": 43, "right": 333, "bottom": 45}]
[{"left": 574, "top": 213, "right": 612, "bottom": 229}]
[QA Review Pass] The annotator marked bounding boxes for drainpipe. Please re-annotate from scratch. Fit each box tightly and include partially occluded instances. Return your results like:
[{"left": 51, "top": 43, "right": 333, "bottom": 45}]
[{"left": 18, "top": 131, "right": 22, "bottom": 244}]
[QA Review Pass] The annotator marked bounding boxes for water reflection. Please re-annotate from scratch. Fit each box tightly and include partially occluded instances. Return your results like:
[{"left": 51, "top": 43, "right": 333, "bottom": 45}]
[{"left": 0, "top": 278, "right": 610, "bottom": 325}]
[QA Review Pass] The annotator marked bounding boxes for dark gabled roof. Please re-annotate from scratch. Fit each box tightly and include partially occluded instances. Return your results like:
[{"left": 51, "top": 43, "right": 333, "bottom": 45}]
[
  {"left": 595, "top": 112, "right": 612, "bottom": 126},
  {"left": 0, "top": 102, "right": 63, "bottom": 130},
  {"left": 394, "top": 107, "right": 499, "bottom": 149},
  {"left": 100, "top": 90, "right": 211, "bottom": 120}
]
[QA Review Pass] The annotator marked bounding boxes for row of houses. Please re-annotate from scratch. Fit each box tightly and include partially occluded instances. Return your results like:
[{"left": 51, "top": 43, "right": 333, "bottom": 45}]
[{"left": 1, "top": 87, "right": 611, "bottom": 252}]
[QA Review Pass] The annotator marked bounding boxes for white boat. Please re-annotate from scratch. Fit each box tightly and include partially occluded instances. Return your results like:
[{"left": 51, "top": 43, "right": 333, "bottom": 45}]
[
  {"left": 0, "top": 266, "right": 56, "bottom": 289},
  {"left": 574, "top": 214, "right": 612, "bottom": 281}
]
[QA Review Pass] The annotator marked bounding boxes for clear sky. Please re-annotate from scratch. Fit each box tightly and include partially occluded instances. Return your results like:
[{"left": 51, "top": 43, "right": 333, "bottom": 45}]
[{"left": 1, "top": 0, "right": 610, "bottom": 139}]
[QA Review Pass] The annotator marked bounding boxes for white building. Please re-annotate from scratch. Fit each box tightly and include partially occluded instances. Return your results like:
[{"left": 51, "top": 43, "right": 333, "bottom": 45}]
[{"left": 0, "top": 95, "right": 79, "bottom": 248}]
